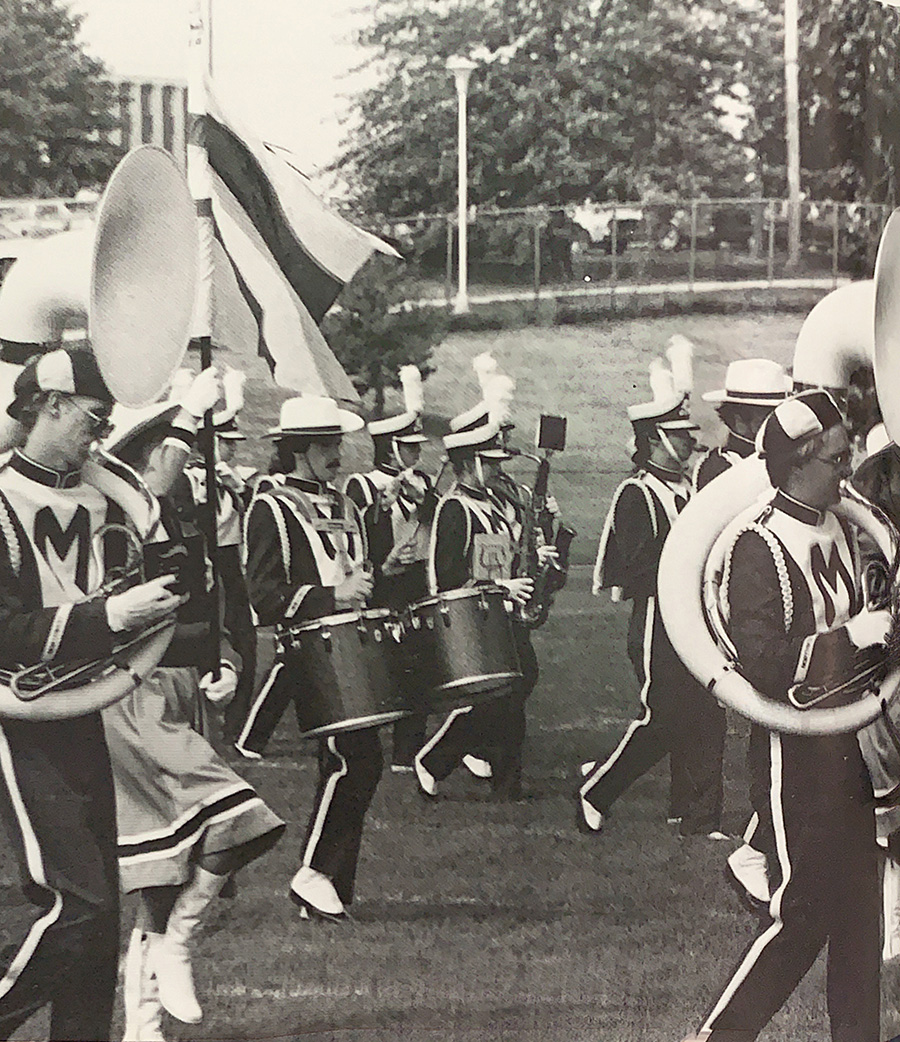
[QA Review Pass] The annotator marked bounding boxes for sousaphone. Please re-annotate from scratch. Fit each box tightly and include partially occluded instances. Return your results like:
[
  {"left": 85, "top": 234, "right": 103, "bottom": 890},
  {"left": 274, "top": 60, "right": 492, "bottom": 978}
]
[
  {"left": 657, "top": 216, "right": 900, "bottom": 735},
  {"left": 0, "top": 146, "right": 200, "bottom": 719}
]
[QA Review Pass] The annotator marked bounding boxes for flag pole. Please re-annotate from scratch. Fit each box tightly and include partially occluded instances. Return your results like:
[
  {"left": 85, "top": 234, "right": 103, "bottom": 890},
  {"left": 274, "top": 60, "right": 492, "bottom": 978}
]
[{"left": 187, "top": 0, "right": 221, "bottom": 682}]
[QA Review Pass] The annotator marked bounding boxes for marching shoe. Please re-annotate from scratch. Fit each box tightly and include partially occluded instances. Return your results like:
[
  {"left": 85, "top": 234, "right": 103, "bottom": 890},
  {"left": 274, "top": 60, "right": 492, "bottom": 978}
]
[
  {"left": 121, "top": 928, "right": 166, "bottom": 1042},
  {"left": 152, "top": 867, "right": 226, "bottom": 1024},
  {"left": 576, "top": 793, "right": 603, "bottom": 834},
  {"left": 390, "top": 764, "right": 414, "bottom": 774},
  {"left": 579, "top": 760, "right": 596, "bottom": 777},
  {"left": 706, "top": 830, "right": 731, "bottom": 842},
  {"left": 726, "top": 843, "right": 770, "bottom": 914},
  {"left": 413, "top": 754, "right": 438, "bottom": 797},
  {"left": 289, "top": 866, "right": 346, "bottom": 922},
  {"left": 462, "top": 754, "right": 493, "bottom": 779},
  {"left": 667, "top": 816, "right": 683, "bottom": 826}
]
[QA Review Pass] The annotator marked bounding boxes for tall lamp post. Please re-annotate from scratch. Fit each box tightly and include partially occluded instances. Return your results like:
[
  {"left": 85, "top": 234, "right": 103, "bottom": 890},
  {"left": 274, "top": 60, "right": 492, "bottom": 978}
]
[
  {"left": 784, "top": 0, "right": 801, "bottom": 270},
  {"left": 447, "top": 55, "right": 477, "bottom": 315}
]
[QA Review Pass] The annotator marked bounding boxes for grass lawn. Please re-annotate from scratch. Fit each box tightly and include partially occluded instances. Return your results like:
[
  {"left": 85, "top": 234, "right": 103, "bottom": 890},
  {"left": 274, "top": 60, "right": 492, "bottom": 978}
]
[{"left": 7, "top": 309, "right": 900, "bottom": 1041}]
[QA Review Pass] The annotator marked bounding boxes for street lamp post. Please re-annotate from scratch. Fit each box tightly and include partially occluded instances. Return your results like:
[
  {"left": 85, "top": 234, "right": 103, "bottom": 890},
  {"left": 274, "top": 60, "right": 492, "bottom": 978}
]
[{"left": 447, "top": 55, "right": 477, "bottom": 315}]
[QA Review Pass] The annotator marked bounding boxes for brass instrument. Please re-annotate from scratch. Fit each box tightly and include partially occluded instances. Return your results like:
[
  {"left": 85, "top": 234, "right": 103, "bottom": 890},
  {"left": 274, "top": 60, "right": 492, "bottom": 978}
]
[
  {"left": 0, "top": 147, "right": 198, "bottom": 719},
  {"left": 511, "top": 445, "right": 576, "bottom": 629}
]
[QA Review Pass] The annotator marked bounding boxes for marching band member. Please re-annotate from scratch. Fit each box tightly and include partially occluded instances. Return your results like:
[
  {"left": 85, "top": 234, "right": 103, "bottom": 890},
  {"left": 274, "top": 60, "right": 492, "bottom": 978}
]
[
  {"left": 413, "top": 383, "right": 534, "bottom": 799},
  {"left": 683, "top": 391, "right": 885, "bottom": 1042},
  {"left": 0, "top": 349, "right": 184, "bottom": 1042},
  {"left": 239, "top": 395, "right": 380, "bottom": 922},
  {"left": 693, "top": 358, "right": 790, "bottom": 904},
  {"left": 183, "top": 368, "right": 258, "bottom": 743},
  {"left": 101, "top": 382, "right": 285, "bottom": 1041},
  {"left": 344, "top": 365, "right": 435, "bottom": 772},
  {"left": 693, "top": 358, "right": 791, "bottom": 491},
  {"left": 581, "top": 339, "right": 727, "bottom": 838}
]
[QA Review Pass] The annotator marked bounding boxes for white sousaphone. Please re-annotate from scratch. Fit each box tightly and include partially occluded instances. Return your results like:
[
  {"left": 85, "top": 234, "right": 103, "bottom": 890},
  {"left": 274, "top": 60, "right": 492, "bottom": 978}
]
[
  {"left": 658, "top": 214, "right": 900, "bottom": 736},
  {"left": 0, "top": 145, "right": 199, "bottom": 720}
]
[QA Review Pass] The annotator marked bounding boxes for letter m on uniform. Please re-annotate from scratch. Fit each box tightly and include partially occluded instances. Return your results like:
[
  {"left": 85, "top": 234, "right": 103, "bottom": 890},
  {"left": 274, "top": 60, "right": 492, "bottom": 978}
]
[
  {"left": 810, "top": 541, "right": 854, "bottom": 628},
  {"left": 34, "top": 505, "right": 92, "bottom": 594}
]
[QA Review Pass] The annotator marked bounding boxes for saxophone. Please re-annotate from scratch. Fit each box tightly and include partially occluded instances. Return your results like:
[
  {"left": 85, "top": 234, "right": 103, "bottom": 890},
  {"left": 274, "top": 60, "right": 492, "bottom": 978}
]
[{"left": 513, "top": 455, "right": 576, "bottom": 629}]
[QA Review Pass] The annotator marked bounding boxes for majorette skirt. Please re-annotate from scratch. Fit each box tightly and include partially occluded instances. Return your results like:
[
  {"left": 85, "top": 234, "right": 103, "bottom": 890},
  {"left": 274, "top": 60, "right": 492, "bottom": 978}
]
[{"left": 102, "top": 666, "right": 284, "bottom": 892}]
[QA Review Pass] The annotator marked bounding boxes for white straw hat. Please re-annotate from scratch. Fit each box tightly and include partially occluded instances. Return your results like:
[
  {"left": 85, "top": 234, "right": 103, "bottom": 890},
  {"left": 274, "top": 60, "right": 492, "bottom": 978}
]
[{"left": 265, "top": 395, "right": 364, "bottom": 438}]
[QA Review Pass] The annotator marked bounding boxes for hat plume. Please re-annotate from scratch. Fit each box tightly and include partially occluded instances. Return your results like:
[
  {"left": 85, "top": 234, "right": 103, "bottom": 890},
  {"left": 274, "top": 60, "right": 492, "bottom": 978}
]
[
  {"left": 399, "top": 365, "right": 424, "bottom": 414},
  {"left": 485, "top": 373, "right": 515, "bottom": 427},
  {"left": 666, "top": 335, "right": 694, "bottom": 395},
  {"left": 648, "top": 358, "right": 675, "bottom": 403},
  {"left": 472, "top": 353, "right": 499, "bottom": 394}
]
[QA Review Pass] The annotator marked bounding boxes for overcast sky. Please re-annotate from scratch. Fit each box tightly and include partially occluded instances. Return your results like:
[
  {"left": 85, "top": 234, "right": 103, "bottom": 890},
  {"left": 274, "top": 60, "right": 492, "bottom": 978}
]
[{"left": 67, "top": 0, "right": 375, "bottom": 174}]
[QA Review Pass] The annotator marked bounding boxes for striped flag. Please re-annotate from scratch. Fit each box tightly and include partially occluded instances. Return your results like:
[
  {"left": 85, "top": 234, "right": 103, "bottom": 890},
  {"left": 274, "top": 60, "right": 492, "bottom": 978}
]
[{"left": 199, "top": 86, "right": 399, "bottom": 402}]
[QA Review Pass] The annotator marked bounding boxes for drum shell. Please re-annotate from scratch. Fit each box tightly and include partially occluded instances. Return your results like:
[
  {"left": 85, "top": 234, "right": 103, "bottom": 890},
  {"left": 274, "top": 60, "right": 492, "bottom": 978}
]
[
  {"left": 404, "top": 587, "right": 522, "bottom": 711},
  {"left": 279, "top": 609, "right": 409, "bottom": 739}
]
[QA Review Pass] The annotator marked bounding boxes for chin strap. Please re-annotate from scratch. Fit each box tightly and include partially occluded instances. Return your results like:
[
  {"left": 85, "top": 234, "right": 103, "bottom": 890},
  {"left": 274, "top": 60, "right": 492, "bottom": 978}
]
[{"left": 657, "top": 429, "right": 689, "bottom": 475}]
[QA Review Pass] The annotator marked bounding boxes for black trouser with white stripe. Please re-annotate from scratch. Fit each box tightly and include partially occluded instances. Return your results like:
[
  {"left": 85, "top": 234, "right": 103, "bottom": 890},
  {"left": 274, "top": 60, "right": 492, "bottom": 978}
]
[
  {"left": 580, "top": 596, "right": 725, "bottom": 834},
  {"left": 700, "top": 733, "right": 879, "bottom": 1042},
  {"left": 0, "top": 715, "right": 119, "bottom": 1041},
  {"left": 301, "top": 729, "right": 383, "bottom": 906},
  {"left": 236, "top": 657, "right": 292, "bottom": 756}
]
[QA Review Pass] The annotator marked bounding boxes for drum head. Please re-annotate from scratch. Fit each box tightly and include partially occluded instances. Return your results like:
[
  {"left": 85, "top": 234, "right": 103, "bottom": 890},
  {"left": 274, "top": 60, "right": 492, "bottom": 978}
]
[{"left": 90, "top": 147, "right": 197, "bottom": 407}]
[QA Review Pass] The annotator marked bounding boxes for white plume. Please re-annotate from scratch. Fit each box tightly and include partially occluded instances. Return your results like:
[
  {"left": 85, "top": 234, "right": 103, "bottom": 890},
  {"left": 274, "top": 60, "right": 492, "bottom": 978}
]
[
  {"left": 666, "top": 335, "right": 694, "bottom": 395},
  {"left": 472, "top": 353, "right": 499, "bottom": 394},
  {"left": 399, "top": 365, "right": 424, "bottom": 414},
  {"left": 214, "top": 366, "right": 246, "bottom": 426},
  {"left": 648, "top": 357, "right": 675, "bottom": 403},
  {"left": 485, "top": 373, "right": 515, "bottom": 427}
]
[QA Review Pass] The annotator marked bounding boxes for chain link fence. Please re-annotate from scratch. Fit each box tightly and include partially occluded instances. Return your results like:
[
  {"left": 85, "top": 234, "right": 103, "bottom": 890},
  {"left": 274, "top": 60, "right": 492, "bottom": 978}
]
[{"left": 383, "top": 199, "right": 892, "bottom": 303}]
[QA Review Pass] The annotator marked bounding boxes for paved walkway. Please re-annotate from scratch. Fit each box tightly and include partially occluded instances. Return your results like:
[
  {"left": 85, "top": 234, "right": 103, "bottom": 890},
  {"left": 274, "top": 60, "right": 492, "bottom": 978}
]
[{"left": 415, "top": 274, "right": 847, "bottom": 309}]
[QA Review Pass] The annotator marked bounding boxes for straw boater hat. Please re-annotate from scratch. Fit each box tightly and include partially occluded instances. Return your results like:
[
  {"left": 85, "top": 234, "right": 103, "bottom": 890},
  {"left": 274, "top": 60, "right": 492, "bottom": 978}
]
[
  {"left": 702, "top": 358, "right": 792, "bottom": 407},
  {"left": 366, "top": 365, "right": 428, "bottom": 444},
  {"left": 627, "top": 335, "right": 699, "bottom": 435},
  {"left": 265, "top": 395, "right": 364, "bottom": 438}
]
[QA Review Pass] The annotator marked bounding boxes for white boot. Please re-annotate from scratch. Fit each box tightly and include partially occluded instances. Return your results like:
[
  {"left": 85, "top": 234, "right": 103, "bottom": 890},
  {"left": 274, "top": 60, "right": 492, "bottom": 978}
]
[
  {"left": 883, "top": 854, "right": 900, "bottom": 961},
  {"left": 122, "top": 927, "right": 166, "bottom": 1042},
  {"left": 152, "top": 867, "right": 226, "bottom": 1024}
]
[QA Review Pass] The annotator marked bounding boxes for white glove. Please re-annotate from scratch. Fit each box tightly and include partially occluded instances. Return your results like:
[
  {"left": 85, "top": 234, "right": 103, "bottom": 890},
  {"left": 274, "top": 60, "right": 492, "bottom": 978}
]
[
  {"left": 106, "top": 575, "right": 184, "bottom": 633},
  {"left": 845, "top": 607, "right": 892, "bottom": 649},
  {"left": 544, "top": 495, "right": 560, "bottom": 517},
  {"left": 221, "top": 367, "right": 246, "bottom": 412},
  {"left": 199, "top": 663, "right": 238, "bottom": 705},
  {"left": 496, "top": 576, "right": 534, "bottom": 606},
  {"left": 180, "top": 367, "right": 221, "bottom": 419}
]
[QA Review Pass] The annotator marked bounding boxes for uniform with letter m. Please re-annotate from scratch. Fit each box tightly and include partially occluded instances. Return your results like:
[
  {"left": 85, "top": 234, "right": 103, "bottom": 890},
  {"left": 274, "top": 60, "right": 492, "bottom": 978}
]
[
  {"left": 689, "top": 391, "right": 883, "bottom": 1042},
  {"left": 240, "top": 395, "right": 380, "bottom": 922}
]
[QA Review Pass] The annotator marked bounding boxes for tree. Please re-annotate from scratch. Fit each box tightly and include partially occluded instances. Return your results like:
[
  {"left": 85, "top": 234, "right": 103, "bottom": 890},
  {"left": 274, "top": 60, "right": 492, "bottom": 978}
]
[
  {"left": 0, "top": 0, "right": 121, "bottom": 197},
  {"left": 333, "top": 0, "right": 776, "bottom": 217},
  {"left": 323, "top": 254, "right": 448, "bottom": 415}
]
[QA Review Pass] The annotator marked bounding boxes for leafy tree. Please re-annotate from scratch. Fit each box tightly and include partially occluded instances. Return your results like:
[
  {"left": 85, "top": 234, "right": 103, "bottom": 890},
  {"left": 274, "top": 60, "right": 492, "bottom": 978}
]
[
  {"left": 323, "top": 254, "right": 448, "bottom": 414},
  {"left": 334, "top": 0, "right": 775, "bottom": 217},
  {"left": 0, "top": 0, "right": 121, "bottom": 196}
]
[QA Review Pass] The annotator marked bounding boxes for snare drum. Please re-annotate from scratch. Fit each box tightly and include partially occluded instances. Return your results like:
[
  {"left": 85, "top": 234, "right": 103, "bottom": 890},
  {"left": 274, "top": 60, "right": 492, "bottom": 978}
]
[
  {"left": 404, "top": 586, "right": 522, "bottom": 711},
  {"left": 278, "top": 609, "right": 409, "bottom": 738}
]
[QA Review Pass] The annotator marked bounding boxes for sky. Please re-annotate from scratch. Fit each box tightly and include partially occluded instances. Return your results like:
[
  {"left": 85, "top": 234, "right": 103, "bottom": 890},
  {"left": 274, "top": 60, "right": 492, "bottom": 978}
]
[{"left": 67, "top": 0, "right": 376, "bottom": 176}]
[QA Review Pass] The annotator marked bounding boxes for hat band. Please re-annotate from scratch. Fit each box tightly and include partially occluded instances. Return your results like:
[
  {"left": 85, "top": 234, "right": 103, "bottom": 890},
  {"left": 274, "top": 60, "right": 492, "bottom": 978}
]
[{"left": 726, "top": 389, "right": 787, "bottom": 401}]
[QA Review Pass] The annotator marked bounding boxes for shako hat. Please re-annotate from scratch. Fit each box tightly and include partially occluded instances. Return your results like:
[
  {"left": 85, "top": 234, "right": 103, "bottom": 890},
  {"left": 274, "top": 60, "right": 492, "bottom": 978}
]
[
  {"left": 367, "top": 365, "right": 428, "bottom": 443},
  {"left": 703, "top": 358, "right": 792, "bottom": 407},
  {"left": 265, "top": 395, "right": 364, "bottom": 438},
  {"left": 8, "top": 347, "right": 113, "bottom": 420},
  {"left": 628, "top": 335, "right": 699, "bottom": 434},
  {"left": 444, "top": 371, "right": 514, "bottom": 456},
  {"left": 104, "top": 400, "right": 181, "bottom": 458},
  {"left": 756, "top": 389, "right": 843, "bottom": 461}
]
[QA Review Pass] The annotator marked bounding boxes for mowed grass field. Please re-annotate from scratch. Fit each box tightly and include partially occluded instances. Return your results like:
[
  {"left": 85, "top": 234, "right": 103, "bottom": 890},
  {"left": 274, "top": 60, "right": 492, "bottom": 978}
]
[{"left": 8, "top": 309, "right": 900, "bottom": 1042}]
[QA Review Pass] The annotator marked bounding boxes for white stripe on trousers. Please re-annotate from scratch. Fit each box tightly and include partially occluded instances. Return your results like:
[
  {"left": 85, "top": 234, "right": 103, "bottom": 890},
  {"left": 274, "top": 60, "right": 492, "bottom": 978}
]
[
  {"left": 702, "top": 733, "right": 791, "bottom": 1031},
  {"left": 416, "top": 705, "right": 474, "bottom": 767},
  {"left": 579, "top": 597, "right": 655, "bottom": 800},
  {"left": 0, "top": 725, "right": 63, "bottom": 999},
  {"left": 302, "top": 736, "right": 348, "bottom": 868},
  {"left": 236, "top": 660, "right": 285, "bottom": 753}
]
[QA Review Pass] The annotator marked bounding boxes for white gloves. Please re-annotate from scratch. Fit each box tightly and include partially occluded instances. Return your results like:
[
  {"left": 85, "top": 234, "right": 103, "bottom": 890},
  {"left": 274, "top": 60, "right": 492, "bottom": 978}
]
[
  {"left": 179, "top": 367, "right": 221, "bottom": 419},
  {"left": 221, "top": 367, "right": 246, "bottom": 413},
  {"left": 845, "top": 607, "right": 893, "bottom": 649},
  {"left": 200, "top": 663, "right": 238, "bottom": 705},
  {"left": 106, "top": 576, "right": 183, "bottom": 633},
  {"left": 496, "top": 576, "right": 534, "bottom": 606}
]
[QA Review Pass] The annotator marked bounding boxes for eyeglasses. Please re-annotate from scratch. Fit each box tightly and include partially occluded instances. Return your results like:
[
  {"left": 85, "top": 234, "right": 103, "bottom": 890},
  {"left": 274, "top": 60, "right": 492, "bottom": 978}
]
[{"left": 65, "top": 397, "right": 114, "bottom": 438}]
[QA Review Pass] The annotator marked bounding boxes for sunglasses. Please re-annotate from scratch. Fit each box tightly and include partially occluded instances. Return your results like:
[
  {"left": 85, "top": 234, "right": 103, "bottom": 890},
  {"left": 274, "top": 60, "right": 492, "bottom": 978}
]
[{"left": 65, "top": 397, "right": 114, "bottom": 438}]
